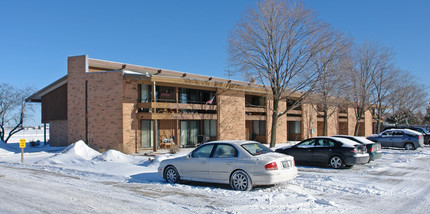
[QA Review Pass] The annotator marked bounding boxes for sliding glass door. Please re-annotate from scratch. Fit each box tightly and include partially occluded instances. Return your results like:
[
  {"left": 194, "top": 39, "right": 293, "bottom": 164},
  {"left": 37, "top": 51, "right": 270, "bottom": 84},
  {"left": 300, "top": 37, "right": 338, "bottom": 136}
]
[
  {"left": 141, "top": 120, "right": 154, "bottom": 148},
  {"left": 180, "top": 121, "right": 200, "bottom": 146}
]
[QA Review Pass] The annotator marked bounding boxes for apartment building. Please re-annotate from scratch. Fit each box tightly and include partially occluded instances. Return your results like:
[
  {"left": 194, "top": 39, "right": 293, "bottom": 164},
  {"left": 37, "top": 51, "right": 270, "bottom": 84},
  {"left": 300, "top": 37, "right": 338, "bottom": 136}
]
[{"left": 26, "top": 55, "right": 374, "bottom": 154}]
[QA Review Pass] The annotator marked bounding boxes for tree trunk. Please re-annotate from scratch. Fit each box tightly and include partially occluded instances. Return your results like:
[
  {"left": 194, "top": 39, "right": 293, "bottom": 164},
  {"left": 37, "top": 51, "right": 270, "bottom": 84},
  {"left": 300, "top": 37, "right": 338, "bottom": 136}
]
[
  {"left": 323, "top": 109, "right": 328, "bottom": 136},
  {"left": 354, "top": 121, "right": 360, "bottom": 136},
  {"left": 270, "top": 99, "right": 279, "bottom": 148},
  {"left": 376, "top": 115, "right": 381, "bottom": 133}
]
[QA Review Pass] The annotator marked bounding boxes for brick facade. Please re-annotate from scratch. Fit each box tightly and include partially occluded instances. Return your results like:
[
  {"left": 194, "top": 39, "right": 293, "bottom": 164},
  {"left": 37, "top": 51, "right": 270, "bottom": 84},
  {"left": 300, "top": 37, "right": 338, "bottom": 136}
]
[
  {"left": 67, "top": 55, "right": 87, "bottom": 144},
  {"left": 217, "top": 88, "right": 245, "bottom": 140},
  {"left": 49, "top": 120, "right": 68, "bottom": 146},
  {"left": 28, "top": 55, "right": 378, "bottom": 154},
  {"left": 301, "top": 104, "right": 318, "bottom": 139}
]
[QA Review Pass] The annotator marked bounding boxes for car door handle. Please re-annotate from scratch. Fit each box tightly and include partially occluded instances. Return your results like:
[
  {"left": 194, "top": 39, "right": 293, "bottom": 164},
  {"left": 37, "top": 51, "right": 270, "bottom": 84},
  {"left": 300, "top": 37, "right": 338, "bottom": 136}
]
[
  {"left": 226, "top": 161, "right": 234, "bottom": 165},
  {"left": 200, "top": 161, "right": 207, "bottom": 165}
]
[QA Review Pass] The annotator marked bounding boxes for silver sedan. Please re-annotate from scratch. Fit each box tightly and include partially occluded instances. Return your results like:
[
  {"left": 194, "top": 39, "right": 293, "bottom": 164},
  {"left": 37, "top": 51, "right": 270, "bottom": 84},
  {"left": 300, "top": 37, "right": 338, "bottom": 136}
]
[{"left": 158, "top": 141, "right": 298, "bottom": 191}]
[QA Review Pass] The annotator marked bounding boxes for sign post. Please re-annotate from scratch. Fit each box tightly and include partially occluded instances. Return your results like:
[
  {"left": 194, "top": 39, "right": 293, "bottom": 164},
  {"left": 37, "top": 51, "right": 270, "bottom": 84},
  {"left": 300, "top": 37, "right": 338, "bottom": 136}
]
[{"left": 19, "top": 139, "right": 26, "bottom": 163}]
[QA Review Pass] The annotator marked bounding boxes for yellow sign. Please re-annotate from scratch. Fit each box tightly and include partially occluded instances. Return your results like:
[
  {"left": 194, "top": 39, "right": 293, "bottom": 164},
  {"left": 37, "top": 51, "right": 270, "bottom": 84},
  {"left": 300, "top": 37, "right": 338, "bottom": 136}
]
[{"left": 19, "top": 139, "right": 26, "bottom": 148}]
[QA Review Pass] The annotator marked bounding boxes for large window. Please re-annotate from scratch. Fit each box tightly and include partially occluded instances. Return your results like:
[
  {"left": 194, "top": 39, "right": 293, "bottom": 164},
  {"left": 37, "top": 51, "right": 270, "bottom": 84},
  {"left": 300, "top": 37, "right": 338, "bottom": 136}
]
[
  {"left": 179, "top": 88, "right": 216, "bottom": 104},
  {"left": 139, "top": 84, "right": 152, "bottom": 103},
  {"left": 141, "top": 120, "right": 154, "bottom": 148},
  {"left": 156, "top": 86, "right": 175, "bottom": 102},
  {"left": 204, "top": 120, "right": 217, "bottom": 137},
  {"left": 180, "top": 121, "right": 200, "bottom": 146},
  {"left": 245, "top": 95, "right": 265, "bottom": 107},
  {"left": 253, "top": 120, "right": 266, "bottom": 136},
  {"left": 288, "top": 121, "right": 301, "bottom": 134}
]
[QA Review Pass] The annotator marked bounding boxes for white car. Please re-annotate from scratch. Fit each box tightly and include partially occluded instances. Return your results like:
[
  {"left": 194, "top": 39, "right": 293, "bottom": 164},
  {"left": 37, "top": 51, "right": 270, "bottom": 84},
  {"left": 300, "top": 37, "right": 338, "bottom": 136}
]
[{"left": 158, "top": 141, "right": 298, "bottom": 191}]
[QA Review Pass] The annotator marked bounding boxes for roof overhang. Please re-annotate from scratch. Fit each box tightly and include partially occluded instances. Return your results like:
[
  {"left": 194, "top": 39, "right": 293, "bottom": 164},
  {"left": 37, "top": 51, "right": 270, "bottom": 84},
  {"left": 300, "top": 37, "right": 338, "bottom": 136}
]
[{"left": 25, "top": 75, "right": 68, "bottom": 102}]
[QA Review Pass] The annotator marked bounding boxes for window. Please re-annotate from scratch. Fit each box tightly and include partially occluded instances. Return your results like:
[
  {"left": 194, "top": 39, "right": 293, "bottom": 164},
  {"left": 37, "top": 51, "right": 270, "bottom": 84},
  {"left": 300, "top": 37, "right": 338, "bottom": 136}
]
[
  {"left": 316, "top": 139, "right": 335, "bottom": 147},
  {"left": 241, "top": 143, "right": 273, "bottom": 156},
  {"left": 253, "top": 121, "right": 266, "bottom": 136},
  {"left": 204, "top": 120, "right": 217, "bottom": 137},
  {"left": 156, "top": 86, "right": 175, "bottom": 102},
  {"left": 179, "top": 88, "right": 216, "bottom": 104},
  {"left": 191, "top": 144, "right": 214, "bottom": 158},
  {"left": 288, "top": 121, "right": 301, "bottom": 134},
  {"left": 180, "top": 121, "right": 200, "bottom": 146},
  {"left": 141, "top": 120, "right": 154, "bottom": 148},
  {"left": 297, "top": 139, "right": 315, "bottom": 147},
  {"left": 393, "top": 131, "right": 404, "bottom": 137},
  {"left": 382, "top": 131, "right": 392, "bottom": 137},
  {"left": 212, "top": 144, "right": 238, "bottom": 158},
  {"left": 140, "top": 84, "right": 152, "bottom": 103},
  {"left": 245, "top": 95, "right": 265, "bottom": 107}
]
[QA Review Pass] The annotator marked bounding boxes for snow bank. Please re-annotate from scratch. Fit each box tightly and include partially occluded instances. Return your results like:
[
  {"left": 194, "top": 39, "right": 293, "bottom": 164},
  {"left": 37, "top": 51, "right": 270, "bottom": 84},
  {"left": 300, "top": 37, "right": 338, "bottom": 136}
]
[
  {"left": 95, "top": 150, "right": 134, "bottom": 163},
  {"left": 37, "top": 140, "right": 101, "bottom": 165},
  {"left": 62, "top": 140, "right": 101, "bottom": 160}
]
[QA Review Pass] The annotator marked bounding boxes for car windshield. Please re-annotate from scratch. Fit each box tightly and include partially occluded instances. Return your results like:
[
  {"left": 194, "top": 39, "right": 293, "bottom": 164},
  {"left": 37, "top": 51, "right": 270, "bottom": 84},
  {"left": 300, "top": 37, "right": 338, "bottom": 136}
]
[{"left": 241, "top": 143, "right": 273, "bottom": 156}]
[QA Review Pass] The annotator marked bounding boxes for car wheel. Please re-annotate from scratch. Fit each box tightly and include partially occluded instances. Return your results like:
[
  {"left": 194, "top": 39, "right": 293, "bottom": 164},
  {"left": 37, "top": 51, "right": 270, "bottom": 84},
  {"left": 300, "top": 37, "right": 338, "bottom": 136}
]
[
  {"left": 230, "top": 170, "right": 252, "bottom": 191},
  {"left": 164, "top": 166, "right": 180, "bottom": 184},
  {"left": 404, "top": 143, "right": 415, "bottom": 150},
  {"left": 329, "top": 156, "right": 344, "bottom": 169}
]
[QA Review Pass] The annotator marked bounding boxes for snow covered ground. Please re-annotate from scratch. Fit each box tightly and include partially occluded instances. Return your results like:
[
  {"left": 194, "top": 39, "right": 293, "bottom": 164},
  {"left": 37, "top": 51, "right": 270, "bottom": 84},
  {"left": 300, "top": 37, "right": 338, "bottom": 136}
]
[{"left": 0, "top": 140, "right": 429, "bottom": 213}]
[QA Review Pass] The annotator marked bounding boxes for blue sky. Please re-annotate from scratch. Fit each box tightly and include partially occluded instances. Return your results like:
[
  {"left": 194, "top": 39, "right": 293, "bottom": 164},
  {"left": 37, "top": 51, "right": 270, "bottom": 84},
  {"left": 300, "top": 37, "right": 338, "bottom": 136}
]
[{"left": 1, "top": 0, "right": 429, "bottom": 126}]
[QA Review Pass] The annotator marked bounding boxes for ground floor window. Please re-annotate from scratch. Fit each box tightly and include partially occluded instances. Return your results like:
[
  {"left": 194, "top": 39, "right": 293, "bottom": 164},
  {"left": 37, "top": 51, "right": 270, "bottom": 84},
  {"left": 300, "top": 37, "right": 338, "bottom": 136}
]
[
  {"left": 141, "top": 120, "right": 154, "bottom": 148},
  {"left": 288, "top": 121, "right": 301, "bottom": 141},
  {"left": 253, "top": 120, "right": 266, "bottom": 136},
  {"left": 204, "top": 120, "right": 217, "bottom": 138},
  {"left": 180, "top": 120, "right": 200, "bottom": 146}
]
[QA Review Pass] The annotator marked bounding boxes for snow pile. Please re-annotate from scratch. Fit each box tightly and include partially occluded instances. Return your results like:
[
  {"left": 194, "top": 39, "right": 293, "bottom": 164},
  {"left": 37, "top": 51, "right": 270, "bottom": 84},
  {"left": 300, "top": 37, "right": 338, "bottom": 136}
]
[
  {"left": 37, "top": 140, "right": 101, "bottom": 165},
  {"left": 62, "top": 140, "right": 101, "bottom": 160},
  {"left": 96, "top": 149, "right": 134, "bottom": 163}
]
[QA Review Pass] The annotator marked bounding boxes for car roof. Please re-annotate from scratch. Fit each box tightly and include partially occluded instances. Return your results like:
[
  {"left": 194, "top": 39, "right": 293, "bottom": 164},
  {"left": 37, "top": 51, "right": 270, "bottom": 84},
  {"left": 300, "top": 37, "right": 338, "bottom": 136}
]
[
  {"left": 383, "top": 128, "right": 421, "bottom": 135},
  {"left": 333, "top": 135, "right": 374, "bottom": 144},
  {"left": 305, "top": 136, "right": 360, "bottom": 147},
  {"left": 203, "top": 140, "right": 260, "bottom": 146}
]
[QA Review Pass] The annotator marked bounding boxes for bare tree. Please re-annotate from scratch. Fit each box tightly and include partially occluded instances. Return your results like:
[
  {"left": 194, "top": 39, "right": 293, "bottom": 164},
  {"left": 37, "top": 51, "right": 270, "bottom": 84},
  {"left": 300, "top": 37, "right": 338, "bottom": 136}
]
[
  {"left": 227, "top": 0, "right": 341, "bottom": 147},
  {"left": 0, "top": 83, "right": 34, "bottom": 143},
  {"left": 386, "top": 72, "right": 429, "bottom": 125},
  {"left": 346, "top": 42, "right": 392, "bottom": 136},
  {"left": 369, "top": 47, "right": 396, "bottom": 133},
  {"left": 309, "top": 31, "right": 351, "bottom": 136}
]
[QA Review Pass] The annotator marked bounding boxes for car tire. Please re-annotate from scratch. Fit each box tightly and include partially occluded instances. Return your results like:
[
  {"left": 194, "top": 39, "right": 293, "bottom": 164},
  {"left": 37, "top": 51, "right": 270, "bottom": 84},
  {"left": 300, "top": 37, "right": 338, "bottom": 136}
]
[
  {"left": 164, "top": 166, "right": 180, "bottom": 184},
  {"left": 230, "top": 170, "right": 252, "bottom": 191},
  {"left": 404, "top": 143, "right": 415, "bottom": 150},
  {"left": 329, "top": 156, "right": 344, "bottom": 169}
]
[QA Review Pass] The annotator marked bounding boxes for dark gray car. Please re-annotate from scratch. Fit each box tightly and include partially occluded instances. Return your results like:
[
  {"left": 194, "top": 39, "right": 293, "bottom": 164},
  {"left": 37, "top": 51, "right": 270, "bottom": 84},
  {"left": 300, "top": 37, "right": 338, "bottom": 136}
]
[
  {"left": 333, "top": 135, "right": 382, "bottom": 162},
  {"left": 367, "top": 129, "right": 424, "bottom": 150}
]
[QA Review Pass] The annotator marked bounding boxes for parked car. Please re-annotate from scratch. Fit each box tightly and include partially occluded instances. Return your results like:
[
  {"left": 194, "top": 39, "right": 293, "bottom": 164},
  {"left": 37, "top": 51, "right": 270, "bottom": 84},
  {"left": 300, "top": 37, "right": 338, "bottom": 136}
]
[
  {"left": 367, "top": 129, "right": 424, "bottom": 150},
  {"left": 333, "top": 135, "right": 382, "bottom": 162},
  {"left": 384, "top": 126, "right": 430, "bottom": 145},
  {"left": 275, "top": 137, "right": 369, "bottom": 169},
  {"left": 158, "top": 141, "right": 298, "bottom": 191}
]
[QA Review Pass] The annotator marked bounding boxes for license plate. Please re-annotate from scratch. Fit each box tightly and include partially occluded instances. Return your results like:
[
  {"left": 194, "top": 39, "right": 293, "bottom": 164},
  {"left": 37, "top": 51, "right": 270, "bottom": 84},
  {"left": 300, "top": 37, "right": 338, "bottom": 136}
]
[{"left": 282, "top": 161, "right": 291, "bottom": 168}]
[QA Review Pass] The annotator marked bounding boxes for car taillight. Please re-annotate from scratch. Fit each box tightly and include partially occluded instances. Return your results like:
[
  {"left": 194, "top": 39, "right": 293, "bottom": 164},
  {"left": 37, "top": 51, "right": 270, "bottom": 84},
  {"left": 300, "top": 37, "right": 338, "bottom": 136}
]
[
  {"left": 369, "top": 146, "right": 374, "bottom": 152},
  {"left": 265, "top": 162, "right": 278, "bottom": 170},
  {"left": 417, "top": 135, "right": 421, "bottom": 139},
  {"left": 350, "top": 148, "right": 357, "bottom": 153}
]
